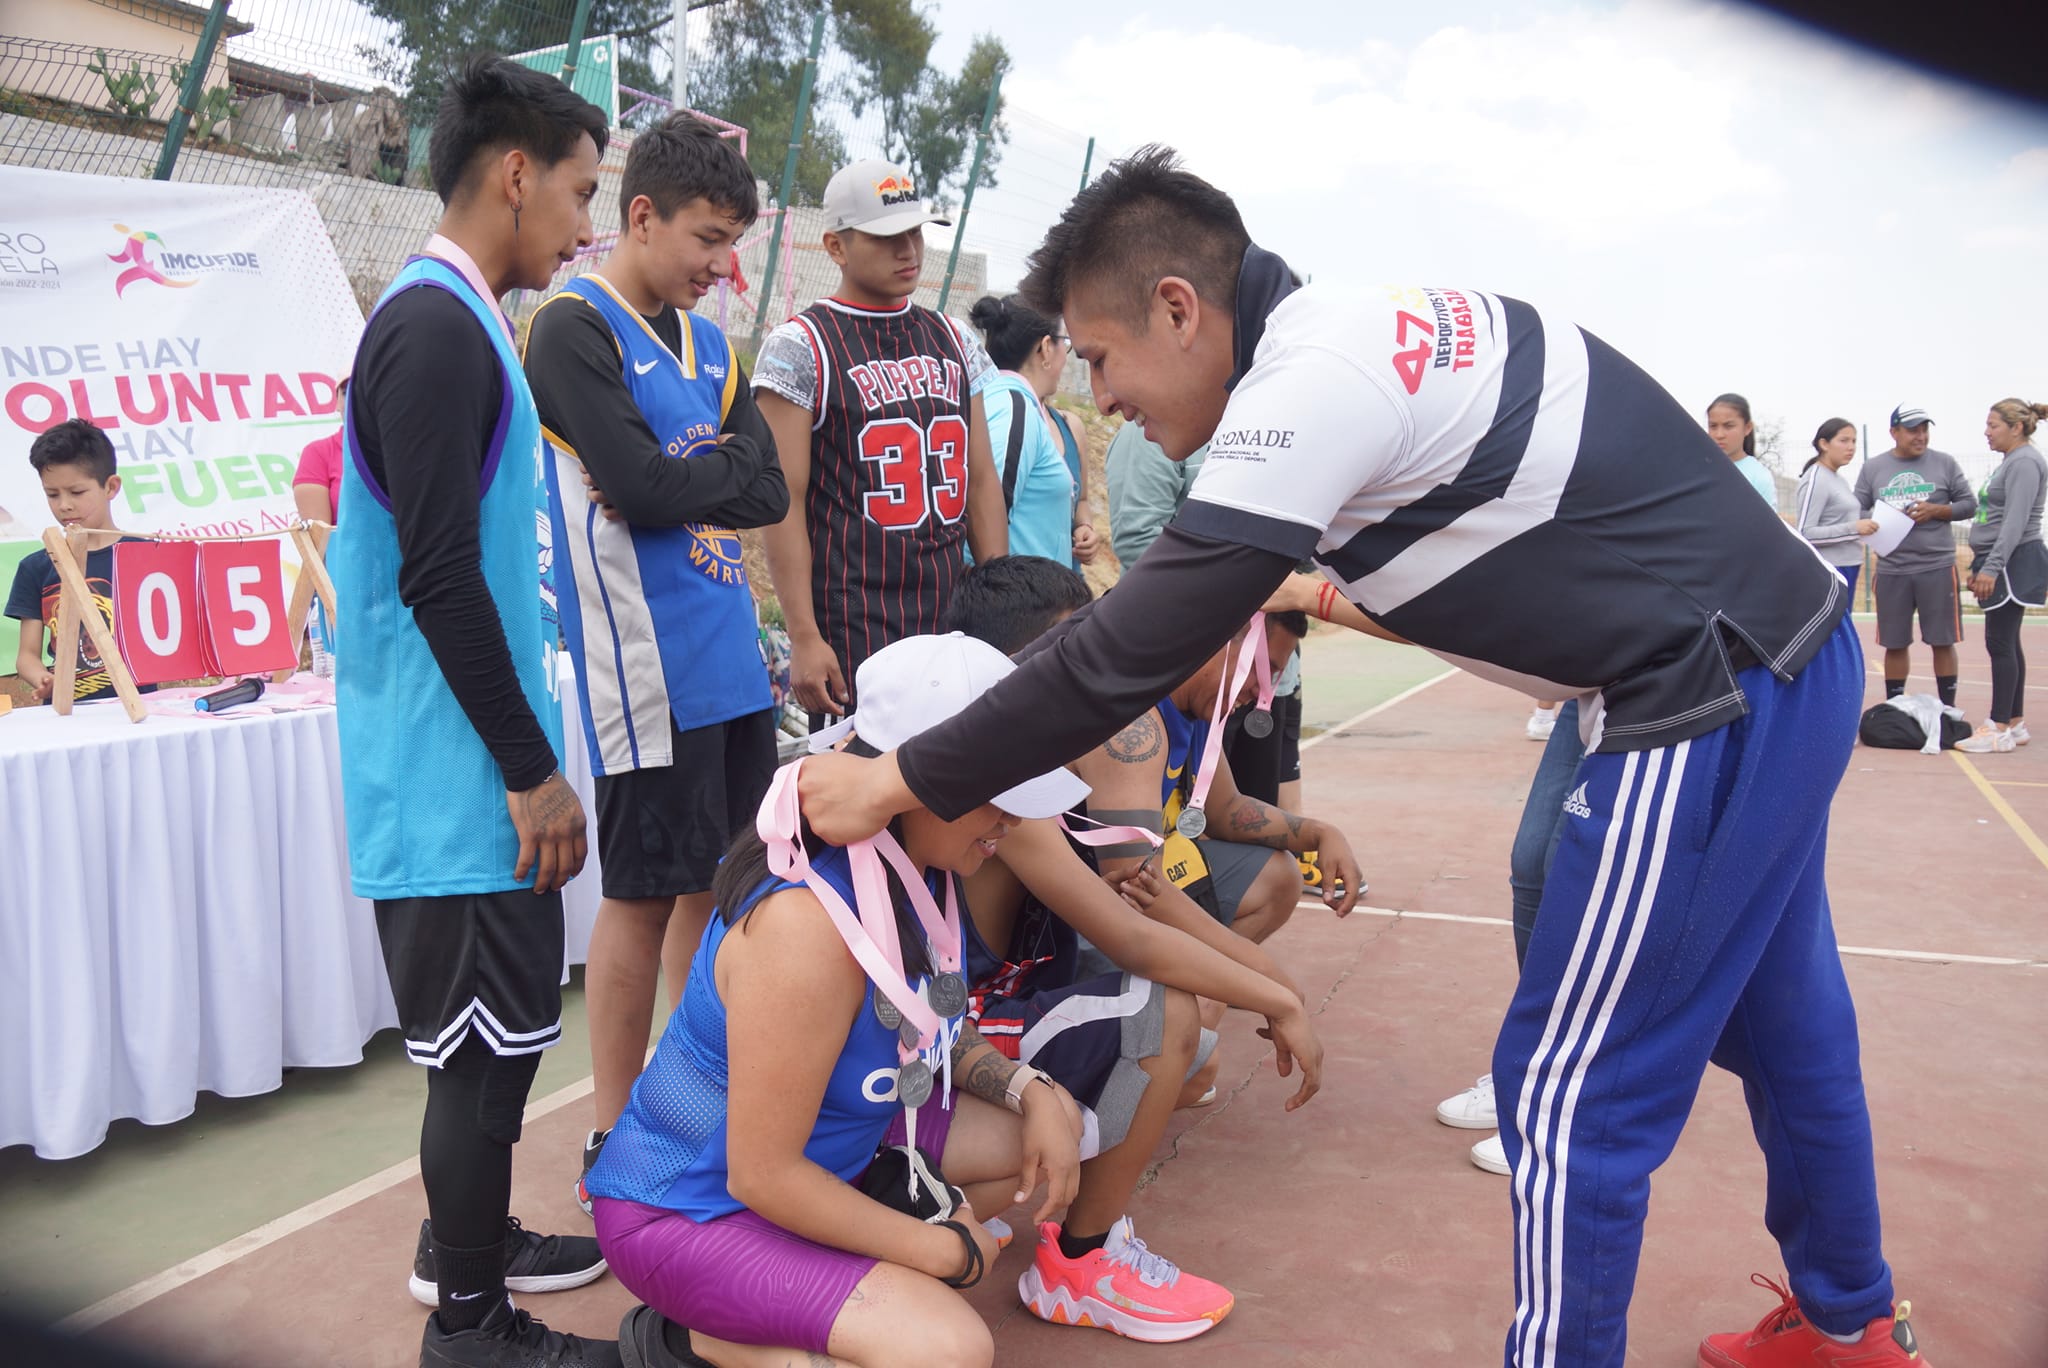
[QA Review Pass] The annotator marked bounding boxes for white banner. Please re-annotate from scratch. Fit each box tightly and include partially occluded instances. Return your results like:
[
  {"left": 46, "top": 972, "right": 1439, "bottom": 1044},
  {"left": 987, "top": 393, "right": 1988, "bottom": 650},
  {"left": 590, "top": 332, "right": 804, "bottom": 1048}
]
[{"left": 0, "top": 168, "right": 364, "bottom": 554}]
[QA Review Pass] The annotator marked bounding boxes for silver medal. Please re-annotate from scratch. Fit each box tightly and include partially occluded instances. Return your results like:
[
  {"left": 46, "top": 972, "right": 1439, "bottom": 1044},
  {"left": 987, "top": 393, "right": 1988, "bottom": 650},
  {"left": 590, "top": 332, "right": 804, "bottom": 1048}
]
[
  {"left": 928, "top": 972, "right": 968, "bottom": 1017},
  {"left": 1243, "top": 708, "right": 1275, "bottom": 739},
  {"left": 1175, "top": 806, "right": 1207, "bottom": 839},
  {"left": 899, "top": 1017, "right": 922, "bottom": 1049},
  {"left": 896, "top": 1058, "right": 935, "bottom": 1108},
  {"left": 873, "top": 992, "right": 902, "bottom": 1031}
]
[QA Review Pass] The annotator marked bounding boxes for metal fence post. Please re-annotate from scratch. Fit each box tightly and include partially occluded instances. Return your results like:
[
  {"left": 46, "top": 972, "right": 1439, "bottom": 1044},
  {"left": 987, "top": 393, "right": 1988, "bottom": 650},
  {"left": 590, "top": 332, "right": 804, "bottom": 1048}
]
[
  {"left": 559, "top": 0, "right": 596, "bottom": 88},
  {"left": 1077, "top": 135, "right": 1094, "bottom": 193},
  {"left": 153, "top": 0, "right": 233, "bottom": 180},
  {"left": 936, "top": 73, "right": 1002, "bottom": 314},
  {"left": 753, "top": 9, "right": 827, "bottom": 343},
  {"left": 672, "top": 0, "right": 691, "bottom": 109}
]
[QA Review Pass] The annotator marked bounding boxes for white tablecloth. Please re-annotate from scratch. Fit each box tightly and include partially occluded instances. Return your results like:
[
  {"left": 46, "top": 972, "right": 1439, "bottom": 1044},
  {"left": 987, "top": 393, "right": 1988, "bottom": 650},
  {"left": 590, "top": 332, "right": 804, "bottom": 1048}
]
[{"left": 0, "top": 682, "right": 603, "bottom": 1159}]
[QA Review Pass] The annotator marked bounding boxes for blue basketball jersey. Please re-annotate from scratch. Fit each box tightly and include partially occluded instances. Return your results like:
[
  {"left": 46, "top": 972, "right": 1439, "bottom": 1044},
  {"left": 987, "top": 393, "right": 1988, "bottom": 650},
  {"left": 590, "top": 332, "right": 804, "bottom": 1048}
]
[
  {"left": 331, "top": 256, "right": 562, "bottom": 898},
  {"left": 535, "top": 275, "right": 770, "bottom": 774},
  {"left": 587, "top": 843, "right": 962, "bottom": 1220}
]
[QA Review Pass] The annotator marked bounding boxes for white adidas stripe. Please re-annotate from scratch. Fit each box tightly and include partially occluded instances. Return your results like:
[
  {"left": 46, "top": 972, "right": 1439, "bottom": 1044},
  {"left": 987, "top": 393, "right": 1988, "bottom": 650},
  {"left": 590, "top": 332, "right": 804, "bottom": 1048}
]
[
  {"left": 1515, "top": 741, "right": 1687, "bottom": 1359},
  {"left": 1508, "top": 750, "right": 1642, "bottom": 1359}
]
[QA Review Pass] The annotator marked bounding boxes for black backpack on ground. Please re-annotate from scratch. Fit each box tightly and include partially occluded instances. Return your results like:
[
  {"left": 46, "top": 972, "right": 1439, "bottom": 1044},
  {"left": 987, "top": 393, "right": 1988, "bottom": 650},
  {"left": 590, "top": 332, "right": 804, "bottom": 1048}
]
[{"left": 1858, "top": 701, "right": 1972, "bottom": 750}]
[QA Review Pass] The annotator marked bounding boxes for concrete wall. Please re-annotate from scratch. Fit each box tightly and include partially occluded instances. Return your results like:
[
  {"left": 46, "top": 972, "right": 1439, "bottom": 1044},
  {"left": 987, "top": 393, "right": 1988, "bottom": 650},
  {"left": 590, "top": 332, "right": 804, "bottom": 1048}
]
[{"left": 0, "top": 0, "right": 233, "bottom": 125}]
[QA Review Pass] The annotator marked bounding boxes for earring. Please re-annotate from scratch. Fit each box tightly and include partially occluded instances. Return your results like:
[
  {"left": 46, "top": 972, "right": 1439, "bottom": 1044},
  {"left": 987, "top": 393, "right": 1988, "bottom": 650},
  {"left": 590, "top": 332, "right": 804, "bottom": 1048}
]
[{"left": 512, "top": 200, "right": 522, "bottom": 234}]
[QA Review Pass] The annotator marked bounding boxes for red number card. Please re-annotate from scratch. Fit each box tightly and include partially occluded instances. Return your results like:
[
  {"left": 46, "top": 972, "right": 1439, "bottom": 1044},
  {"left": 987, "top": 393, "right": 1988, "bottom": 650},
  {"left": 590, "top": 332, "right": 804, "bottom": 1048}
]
[
  {"left": 112, "top": 540, "right": 207, "bottom": 685},
  {"left": 198, "top": 540, "right": 297, "bottom": 676}
]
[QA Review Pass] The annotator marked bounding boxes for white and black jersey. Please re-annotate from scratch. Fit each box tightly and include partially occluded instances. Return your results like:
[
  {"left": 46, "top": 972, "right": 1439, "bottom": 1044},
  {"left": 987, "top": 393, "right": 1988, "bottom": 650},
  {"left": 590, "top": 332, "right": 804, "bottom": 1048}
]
[
  {"left": 1179, "top": 255, "right": 1842, "bottom": 750},
  {"left": 893, "top": 245, "right": 1846, "bottom": 819}
]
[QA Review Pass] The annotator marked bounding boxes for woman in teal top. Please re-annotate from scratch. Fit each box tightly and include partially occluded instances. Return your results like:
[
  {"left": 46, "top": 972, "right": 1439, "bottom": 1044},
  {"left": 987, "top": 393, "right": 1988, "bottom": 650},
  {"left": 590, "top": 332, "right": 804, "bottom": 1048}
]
[{"left": 971, "top": 295, "right": 1092, "bottom": 566}]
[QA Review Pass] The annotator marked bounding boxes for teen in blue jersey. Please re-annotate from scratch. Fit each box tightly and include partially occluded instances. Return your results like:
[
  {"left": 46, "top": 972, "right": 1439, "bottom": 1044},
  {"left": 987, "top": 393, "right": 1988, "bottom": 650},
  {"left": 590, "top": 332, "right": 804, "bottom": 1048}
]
[
  {"left": 523, "top": 113, "right": 790, "bottom": 1220},
  {"left": 330, "top": 57, "right": 614, "bottom": 1367},
  {"left": 585, "top": 634, "right": 1091, "bottom": 1368}
]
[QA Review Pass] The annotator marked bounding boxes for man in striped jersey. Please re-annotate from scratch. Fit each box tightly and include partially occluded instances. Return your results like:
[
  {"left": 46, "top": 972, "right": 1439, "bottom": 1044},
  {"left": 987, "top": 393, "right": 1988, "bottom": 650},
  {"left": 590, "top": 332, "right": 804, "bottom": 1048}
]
[
  {"left": 524, "top": 113, "right": 789, "bottom": 1215},
  {"left": 754, "top": 159, "right": 1008, "bottom": 729},
  {"left": 794, "top": 148, "right": 1928, "bottom": 1368}
]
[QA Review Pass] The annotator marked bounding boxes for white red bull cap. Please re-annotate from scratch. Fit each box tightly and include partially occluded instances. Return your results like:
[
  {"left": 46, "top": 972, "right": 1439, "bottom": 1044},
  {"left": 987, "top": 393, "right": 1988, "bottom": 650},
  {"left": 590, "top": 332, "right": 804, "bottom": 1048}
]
[{"left": 822, "top": 159, "right": 952, "bottom": 237}]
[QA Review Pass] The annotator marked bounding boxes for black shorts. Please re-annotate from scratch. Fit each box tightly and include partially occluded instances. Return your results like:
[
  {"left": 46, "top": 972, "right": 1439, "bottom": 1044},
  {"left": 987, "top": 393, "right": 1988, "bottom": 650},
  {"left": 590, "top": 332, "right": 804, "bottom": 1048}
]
[
  {"left": 374, "top": 890, "right": 565, "bottom": 1067},
  {"left": 594, "top": 708, "right": 777, "bottom": 900},
  {"left": 1277, "top": 685, "right": 1303, "bottom": 785}
]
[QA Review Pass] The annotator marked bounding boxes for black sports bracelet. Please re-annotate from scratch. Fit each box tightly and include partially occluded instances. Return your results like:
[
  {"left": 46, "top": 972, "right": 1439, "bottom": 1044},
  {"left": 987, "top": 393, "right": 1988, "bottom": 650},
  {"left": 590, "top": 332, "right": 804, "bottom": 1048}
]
[{"left": 936, "top": 1219, "right": 983, "bottom": 1288}]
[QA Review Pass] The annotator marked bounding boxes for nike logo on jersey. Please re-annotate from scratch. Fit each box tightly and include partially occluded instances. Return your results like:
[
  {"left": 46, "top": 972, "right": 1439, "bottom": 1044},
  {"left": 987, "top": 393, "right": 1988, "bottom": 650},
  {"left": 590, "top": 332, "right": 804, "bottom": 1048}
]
[
  {"left": 1562, "top": 783, "right": 1593, "bottom": 819},
  {"left": 634, "top": 358, "right": 660, "bottom": 375}
]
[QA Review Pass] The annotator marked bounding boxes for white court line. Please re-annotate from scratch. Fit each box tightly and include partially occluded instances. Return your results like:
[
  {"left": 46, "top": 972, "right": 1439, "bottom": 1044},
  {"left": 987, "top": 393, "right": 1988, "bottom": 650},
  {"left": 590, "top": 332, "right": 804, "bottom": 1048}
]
[
  {"left": 1303, "top": 898, "right": 2045, "bottom": 967},
  {"left": 1300, "top": 667, "right": 1460, "bottom": 752},
  {"left": 59, "top": 1071, "right": 598, "bottom": 1333}
]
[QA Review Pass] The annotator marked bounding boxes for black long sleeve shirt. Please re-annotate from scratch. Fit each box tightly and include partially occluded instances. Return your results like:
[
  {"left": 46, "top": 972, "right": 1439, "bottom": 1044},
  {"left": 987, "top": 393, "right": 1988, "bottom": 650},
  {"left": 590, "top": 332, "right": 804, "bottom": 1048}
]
[
  {"left": 523, "top": 293, "right": 788, "bottom": 530},
  {"left": 350, "top": 286, "right": 557, "bottom": 791}
]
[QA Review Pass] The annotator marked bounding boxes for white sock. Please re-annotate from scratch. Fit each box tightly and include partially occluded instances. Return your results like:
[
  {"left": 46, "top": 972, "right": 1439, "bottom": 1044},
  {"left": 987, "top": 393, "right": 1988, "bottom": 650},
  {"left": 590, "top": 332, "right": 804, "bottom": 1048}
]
[{"left": 1820, "top": 1326, "right": 1864, "bottom": 1344}]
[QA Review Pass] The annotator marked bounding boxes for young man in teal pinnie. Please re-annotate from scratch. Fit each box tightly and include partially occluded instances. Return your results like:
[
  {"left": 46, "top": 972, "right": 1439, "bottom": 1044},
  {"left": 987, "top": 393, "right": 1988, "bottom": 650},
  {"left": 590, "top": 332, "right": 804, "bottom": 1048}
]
[
  {"left": 329, "top": 55, "right": 614, "bottom": 1367},
  {"left": 522, "top": 114, "right": 789, "bottom": 1218}
]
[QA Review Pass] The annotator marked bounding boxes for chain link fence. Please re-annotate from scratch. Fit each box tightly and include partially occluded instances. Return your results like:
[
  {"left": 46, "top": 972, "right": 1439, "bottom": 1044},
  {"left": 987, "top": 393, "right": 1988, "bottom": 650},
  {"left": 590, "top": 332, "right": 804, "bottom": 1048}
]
[{"left": 0, "top": 1, "right": 1097, "bottom": 349}]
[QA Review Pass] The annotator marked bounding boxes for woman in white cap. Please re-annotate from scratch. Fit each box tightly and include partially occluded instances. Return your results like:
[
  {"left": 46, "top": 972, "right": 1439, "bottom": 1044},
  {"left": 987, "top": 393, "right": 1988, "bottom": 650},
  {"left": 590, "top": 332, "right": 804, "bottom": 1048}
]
[
  {"left": 1957, "top": 398, "right": 2048, "bottom": 753},
  {"left": 583, "top": 633, "right": 1089, "bottom": 1368}
]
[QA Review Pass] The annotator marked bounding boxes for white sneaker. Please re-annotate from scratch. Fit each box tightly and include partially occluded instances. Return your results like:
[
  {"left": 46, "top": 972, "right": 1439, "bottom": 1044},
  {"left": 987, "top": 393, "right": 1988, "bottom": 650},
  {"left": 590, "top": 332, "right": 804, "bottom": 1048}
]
[
  {"left": 1525, "top": 707, "right": 1556, "bottom": 741},
  {"left": 1956, "top": 725, "right": 2015, "bottom": 754},
  {"left": 2012, "top": 722, "right": 2031, "bottom": 746},
  {"left": 1470, "top": 1133, "right": 1510, "bottom": 1175},
  {"left": 1436, "top": 1073, "right": 1497, "bottom": 1129}
]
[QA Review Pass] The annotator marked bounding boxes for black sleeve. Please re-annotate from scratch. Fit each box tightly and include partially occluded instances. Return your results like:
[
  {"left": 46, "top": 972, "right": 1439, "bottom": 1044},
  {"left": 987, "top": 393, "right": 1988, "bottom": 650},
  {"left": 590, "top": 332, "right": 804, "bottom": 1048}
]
[
  {"left": 896, "top": 525, "right": 1299, "bottom": 818},
  {"left": 355, "top": 287, "right": 557, "bottom": 791},
  {"left": 523, "top": 299, "right": 783, "bottom": 529},
  {"left": 705, "top": 362, "right": 790, "bottom": 528}
]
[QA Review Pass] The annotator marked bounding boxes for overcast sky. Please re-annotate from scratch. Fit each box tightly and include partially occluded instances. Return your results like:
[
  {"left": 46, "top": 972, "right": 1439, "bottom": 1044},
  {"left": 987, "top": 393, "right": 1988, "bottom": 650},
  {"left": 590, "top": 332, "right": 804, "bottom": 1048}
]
[{"left": 929, "top": 0, "right": 2048, "bottom": 484}]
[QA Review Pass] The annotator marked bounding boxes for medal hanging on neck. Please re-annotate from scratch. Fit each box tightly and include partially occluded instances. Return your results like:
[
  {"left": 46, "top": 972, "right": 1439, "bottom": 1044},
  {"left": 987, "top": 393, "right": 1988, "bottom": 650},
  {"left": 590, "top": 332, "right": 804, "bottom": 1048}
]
[
  {"left": 1177, "top": 612, "right": 1269, "bottom": 840},
  {"left": 1243, "top": 623, "right": 1277, "bottom": 738},
  {"left": 759, "top": 761, "right": 964, "bottom": 1162}
]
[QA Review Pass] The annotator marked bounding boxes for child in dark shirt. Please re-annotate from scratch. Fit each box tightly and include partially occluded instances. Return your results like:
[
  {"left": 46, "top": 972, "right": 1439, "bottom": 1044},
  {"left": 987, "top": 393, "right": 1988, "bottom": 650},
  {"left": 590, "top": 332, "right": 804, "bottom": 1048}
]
[{"left": 4, "top": 420, "right": 149, "bottom": 704}]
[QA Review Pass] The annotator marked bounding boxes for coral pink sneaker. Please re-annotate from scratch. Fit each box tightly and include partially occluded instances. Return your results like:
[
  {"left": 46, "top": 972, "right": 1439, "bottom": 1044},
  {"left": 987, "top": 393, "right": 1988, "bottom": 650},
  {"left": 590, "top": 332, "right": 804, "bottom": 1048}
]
[
  {"left": 1016, "top": 1217, "right": 1232, "bottom": 1343},
  {"left": 1699, "top": 1274, "right": 1929, "bottom": 1367}
]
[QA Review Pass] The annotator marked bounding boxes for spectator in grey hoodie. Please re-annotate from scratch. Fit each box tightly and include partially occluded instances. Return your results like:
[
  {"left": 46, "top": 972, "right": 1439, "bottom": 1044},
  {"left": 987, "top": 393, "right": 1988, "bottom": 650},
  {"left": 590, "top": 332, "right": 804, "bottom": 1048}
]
[
  {"left": 1795, "top": 418, "right": 1878, "bottom": 598},
  {"left": 1854, "top": 405, "right": 1977, "bottom": 705},
  {"left": 1956, "top": 398, "right": 2048, "bottom": 753}
]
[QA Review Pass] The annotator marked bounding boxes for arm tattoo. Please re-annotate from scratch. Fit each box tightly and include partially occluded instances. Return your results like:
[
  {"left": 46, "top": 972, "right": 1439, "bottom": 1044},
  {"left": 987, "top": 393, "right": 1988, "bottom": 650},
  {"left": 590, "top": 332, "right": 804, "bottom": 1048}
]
[
  {"left": 1104, "top": 712, "right": 1164, "bottom": 764},
  {"left": 963, "top": 1048, "right": 1016, "bottom": 1107},
  {"left": 951, "top": 1024, "right": 1017, "bottom": 1106},
  {"left": 1224, "top": 798, "right": 1307, "bottom": 850}
]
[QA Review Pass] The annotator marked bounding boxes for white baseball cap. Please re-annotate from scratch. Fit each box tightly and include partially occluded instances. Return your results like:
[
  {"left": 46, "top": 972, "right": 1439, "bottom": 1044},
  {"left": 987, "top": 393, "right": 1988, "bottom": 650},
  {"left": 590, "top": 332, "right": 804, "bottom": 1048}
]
[
  {"left": 822, "top": 159, "right": 952, "bottom": 237},
  {"left": 809, "top": 633, "right": 1089, "bottom": 820}
]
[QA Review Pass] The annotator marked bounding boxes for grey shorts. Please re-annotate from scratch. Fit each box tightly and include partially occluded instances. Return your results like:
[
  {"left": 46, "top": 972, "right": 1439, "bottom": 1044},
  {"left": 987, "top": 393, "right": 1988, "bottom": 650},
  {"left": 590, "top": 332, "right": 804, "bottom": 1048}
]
[{"left": 1875, "top": 564, "right": 1962, "bottom": 649}]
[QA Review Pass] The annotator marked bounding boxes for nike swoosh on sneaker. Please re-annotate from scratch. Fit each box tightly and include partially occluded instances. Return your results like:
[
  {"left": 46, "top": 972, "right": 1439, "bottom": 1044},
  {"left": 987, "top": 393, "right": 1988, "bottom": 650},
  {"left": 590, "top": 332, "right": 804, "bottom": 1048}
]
[
  {"left": 1094, "top": 1274, "right": 1178, "bottom": 1318},
  {"left": 634, "top": 358, "right": 659, "bottom": 375}
]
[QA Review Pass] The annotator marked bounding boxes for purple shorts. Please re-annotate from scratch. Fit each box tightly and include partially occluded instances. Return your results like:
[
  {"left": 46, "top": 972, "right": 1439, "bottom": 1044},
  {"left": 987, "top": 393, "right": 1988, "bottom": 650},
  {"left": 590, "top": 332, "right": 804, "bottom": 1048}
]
[{"left": 593, "top": 1102, "right": 956, "bottom": 1353}]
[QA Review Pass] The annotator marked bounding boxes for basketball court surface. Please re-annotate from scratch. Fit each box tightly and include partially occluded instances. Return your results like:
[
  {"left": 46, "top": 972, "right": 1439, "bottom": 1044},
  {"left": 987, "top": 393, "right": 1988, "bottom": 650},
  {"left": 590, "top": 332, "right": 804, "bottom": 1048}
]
[{"left": 6, "top": 620, "right": 2044, "bottom": 1365}]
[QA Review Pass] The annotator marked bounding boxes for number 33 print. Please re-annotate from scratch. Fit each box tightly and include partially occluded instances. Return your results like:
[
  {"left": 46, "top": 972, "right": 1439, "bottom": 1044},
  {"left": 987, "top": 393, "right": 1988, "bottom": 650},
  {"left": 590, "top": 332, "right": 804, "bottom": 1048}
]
[{"left": 858, "top": 414, "right": 971, "bottom": 530}]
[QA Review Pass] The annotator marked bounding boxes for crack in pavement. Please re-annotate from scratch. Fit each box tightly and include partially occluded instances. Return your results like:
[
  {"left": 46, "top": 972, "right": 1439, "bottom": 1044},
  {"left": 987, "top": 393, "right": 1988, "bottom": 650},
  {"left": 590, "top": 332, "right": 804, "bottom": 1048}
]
[{"left": 1133, "top": 915, "right": 1396, "bottom": 1195}]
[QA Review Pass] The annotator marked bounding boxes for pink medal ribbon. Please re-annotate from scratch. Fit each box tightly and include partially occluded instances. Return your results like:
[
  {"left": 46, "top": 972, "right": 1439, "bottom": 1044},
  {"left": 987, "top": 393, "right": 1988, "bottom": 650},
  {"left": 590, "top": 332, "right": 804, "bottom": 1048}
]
[
  {"left": 1058, "top": 813, "right": 1166, "bottom": 852},
  {"left": 758, "top": 760, "right": 962, "bottom": 1161},
  {"left": 1177, "top": 612, "right": 1267, "bottom": 840}
]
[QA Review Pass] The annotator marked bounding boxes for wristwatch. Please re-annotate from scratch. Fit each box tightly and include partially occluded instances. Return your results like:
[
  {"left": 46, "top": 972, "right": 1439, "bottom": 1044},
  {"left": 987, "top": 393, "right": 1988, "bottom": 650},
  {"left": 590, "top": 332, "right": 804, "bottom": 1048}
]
[{"left": 1003, "top": 1063, "right": 1055, "bottom": 1114}]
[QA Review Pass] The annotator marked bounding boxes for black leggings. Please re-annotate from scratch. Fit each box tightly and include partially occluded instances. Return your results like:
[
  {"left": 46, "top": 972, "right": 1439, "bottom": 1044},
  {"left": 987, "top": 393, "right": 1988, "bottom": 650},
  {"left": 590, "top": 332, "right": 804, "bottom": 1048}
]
[
  {"left": 1985, "top": 601, "right": 2028, "bottom": 725},
  {"left": 421, "top": 1036, "right": 540, "bottom": 1248}
]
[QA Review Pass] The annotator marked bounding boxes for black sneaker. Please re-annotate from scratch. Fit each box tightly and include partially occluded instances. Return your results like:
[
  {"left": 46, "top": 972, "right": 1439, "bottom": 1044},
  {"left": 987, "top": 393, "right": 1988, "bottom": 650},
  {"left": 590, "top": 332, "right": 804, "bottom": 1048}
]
[
  {"left": 410, "top": 1217, "right": 610, "bottom": 1307},
  {"left": 420, "top": 1296, "right": 622, "bottom": 1368},
  {"left": 616, "top": 1305, "right": 714, "bottom": 1368},
  {"left": 576, "top": 1129, "right": 608, "bottom": 1217}
]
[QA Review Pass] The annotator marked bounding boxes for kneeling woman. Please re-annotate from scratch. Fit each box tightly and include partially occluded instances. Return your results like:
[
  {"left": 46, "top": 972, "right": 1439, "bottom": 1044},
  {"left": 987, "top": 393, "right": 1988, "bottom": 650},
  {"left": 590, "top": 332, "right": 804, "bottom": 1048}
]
[{"left": 586, "top": 634, "right": 1091, "bottom": 1368}]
